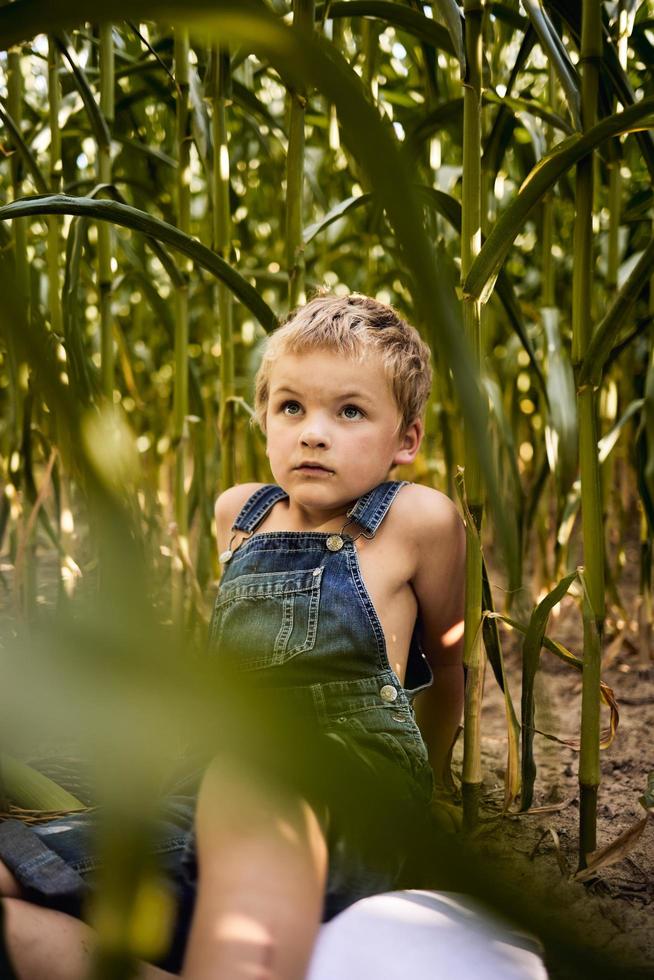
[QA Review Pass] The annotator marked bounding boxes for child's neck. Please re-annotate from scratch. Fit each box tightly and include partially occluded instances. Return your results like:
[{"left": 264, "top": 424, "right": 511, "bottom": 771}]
[{"left": 278, "top": 497, "right": 353, "bottom": 533}]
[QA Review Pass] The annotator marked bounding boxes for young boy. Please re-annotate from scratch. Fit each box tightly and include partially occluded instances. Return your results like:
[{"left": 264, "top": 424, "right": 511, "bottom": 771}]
[{"left": 0, "top": 292, "right": 465, "bottom": 980}]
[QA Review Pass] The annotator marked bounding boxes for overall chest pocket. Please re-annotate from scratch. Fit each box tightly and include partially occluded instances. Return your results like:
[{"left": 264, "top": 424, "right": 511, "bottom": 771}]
[{"left": 209, "top": 565, "right": 323, "bottom": 670}]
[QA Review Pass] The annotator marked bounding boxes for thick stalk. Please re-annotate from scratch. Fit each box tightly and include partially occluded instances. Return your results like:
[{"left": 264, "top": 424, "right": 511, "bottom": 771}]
[
  {"left": 212, "top": 47, "right": 235, "bottom": 490},
  {"left": 572, "top": 0, "right": 604, "bottom": 868},
  {"left": 46, "top": 39, "right": 63, "bottom": 336},
  {"left": 285, "top": 0, "right": 314, "bottom": 309},
  {"left": 641, "top": 273, "right": 654, "bottom": 674},
  {"left": 98, "top": 23, "right": 114, "bottom": 399},
  {"left": 173, "top": 29, "right": 191, "bottom": 621},
  {"left": 7, "top": 45, "right": 31, "bottom": 616},
  {"left": 461, "top": 0, "right": 484, "bottom": 830}
]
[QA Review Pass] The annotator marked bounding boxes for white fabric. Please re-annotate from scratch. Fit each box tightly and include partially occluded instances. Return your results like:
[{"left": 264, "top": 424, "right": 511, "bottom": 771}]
[{"left": 307, "top": 890, "right": 548, "bottom": 980}]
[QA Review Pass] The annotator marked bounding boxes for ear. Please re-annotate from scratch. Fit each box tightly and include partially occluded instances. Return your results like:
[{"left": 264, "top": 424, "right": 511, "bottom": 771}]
[{"left": 391, "top": 418, "right": 423, "bottom": 467}]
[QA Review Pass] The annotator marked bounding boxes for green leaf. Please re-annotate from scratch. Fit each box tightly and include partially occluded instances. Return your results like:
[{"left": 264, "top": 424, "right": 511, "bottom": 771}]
[
  {"left": 579, "top": 238, "right": 654, "bottom": 386},
  {"left": 598, "top": 399, "right": 644, "bottom": 465},
  {"left": 520, "top": 0, "right": 581, "bottom": 129},
  {"left": 542, "top": 307, "right": 577, "bottom": 495},
  {"left": 318, "top": 1, "right": 456, "bottom": 57},
  {"left": 465, "top": 96, "right": 654, "bottom": 303},
  {"left": 433, "top": 0, "right": 465, "bottom": 76},
  {"left": 0, "top": 102, "right": 49, "bottom": 194},
  {"left": 0, "top": 193, "right": 277, "bottom": 333},
  {"left": 303, "top": 193, "right": 371, "bottom": 244},
  {"left": 521, "top": 570, "right": 579, "bottom": 810},
  {"left": 55, "top": 33, "right": 111, "bottom": 153},
  {"left": 0, "top": 753, "right": 85, "bottom": 811},
  {"left": 482, "top": 554, "right": 521, "bottom": 809}
]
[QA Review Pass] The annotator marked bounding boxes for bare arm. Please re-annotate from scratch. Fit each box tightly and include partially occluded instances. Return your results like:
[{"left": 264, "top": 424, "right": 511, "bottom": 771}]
[{"left": 407, "top": 488, "right": 466, "bottom": 791}]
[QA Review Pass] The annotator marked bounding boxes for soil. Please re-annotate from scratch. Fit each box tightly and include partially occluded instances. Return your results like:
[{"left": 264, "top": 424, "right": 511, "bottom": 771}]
[{"left": 451, "top": 551, "right": 654, "bottom": 979}]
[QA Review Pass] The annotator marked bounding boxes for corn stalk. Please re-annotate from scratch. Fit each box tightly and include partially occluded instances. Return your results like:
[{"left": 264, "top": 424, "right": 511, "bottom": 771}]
[
  {"left": 46, "top": 39, "right": 63, "bottom": 336},
  {"left": 286, "top": 0, "right": 314, "bottom": 308},
  {"left": 460, "top": 0, "right": 484, "bottom": 830},
  {"left": 211, "top": 46, "right": 235, "bottom": 490},
  {"left": 98, "top": 23, "right": 115, "bottom": 398},
  {"left": 172, "top": 28, "right": 191, "bottom": 622},
  {"left": 573, "top": 0, "right": 604, "bottom": 867}
]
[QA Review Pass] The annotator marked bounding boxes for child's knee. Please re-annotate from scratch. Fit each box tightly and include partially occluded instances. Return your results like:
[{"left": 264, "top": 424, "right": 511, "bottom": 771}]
[{"left": 0, "top": 860, "right": 22, "bottom": 898}]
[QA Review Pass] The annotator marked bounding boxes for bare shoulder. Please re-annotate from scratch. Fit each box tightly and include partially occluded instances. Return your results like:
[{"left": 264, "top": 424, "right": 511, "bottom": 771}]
[
  {"left": 395, "top": 482, "right": 465, "bottom": 543},
  {"left": 214, "top": 482, "right": 267, "bottom": 543}
]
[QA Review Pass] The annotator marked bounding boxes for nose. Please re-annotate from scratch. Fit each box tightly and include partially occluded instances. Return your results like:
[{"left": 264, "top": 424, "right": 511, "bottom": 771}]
[{"left": 299, "top": 415, "right": 331, "bottom": 449}]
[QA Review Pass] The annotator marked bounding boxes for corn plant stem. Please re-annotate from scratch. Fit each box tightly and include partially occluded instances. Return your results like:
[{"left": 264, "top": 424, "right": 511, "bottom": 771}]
[
  {"left": 98, "top": 23, "right": 114, "bottom": 399},
  {"left": 541, "top": 65, "right": 557, "bottom": 310},
  {"left": 606, "top": 162, "right": 620, "bottom": 294},
  {"left": 46, "top": 39, "right": 63, "bottom": 336},
  {"left": 173, "top": 29, "right": 191, "bottom": 623},
  {"left": 212, "top": 47, "right": 235, "bottom": 490},
  {"left": 7, "top": 45, "right": 31, "bottom": 616},
  {"left": 603, "top": 157, "right": 620, "bottom": 584},
  {"left": 461, "top": 0, "right": 484, "bottom": 830},
  {"left": 285, "top": 0, "right": 314, "bottom": 309},
  {"left": 573, "top": 0, "right": 604, "bottom": 868}
]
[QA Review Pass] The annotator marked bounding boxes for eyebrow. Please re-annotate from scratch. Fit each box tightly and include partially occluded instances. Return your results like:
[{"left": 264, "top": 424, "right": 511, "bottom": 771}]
[{"left": 272, "top": 385, "right": 374, "bottom": 403}]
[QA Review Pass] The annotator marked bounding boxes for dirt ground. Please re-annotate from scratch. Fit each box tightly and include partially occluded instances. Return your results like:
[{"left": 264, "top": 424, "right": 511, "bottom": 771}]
[{"left": 454, "top": 556, "right": 654, "bottom": 978}]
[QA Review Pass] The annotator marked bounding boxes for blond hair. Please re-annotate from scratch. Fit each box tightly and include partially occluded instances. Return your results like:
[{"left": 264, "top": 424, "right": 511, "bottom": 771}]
[{"left": 253, "top": 292, "right": 432, "bottom": 432}]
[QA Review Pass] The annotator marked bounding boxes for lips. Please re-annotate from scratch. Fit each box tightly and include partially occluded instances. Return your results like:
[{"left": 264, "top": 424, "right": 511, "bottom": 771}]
[{"left": 295, "top": 463, "right": 333, "bottom": 474}]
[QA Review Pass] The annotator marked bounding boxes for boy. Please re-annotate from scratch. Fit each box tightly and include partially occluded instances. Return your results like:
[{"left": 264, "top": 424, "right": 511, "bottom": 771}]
[{"left": 0, "top": 292, "right": 465, "bottom": 980}]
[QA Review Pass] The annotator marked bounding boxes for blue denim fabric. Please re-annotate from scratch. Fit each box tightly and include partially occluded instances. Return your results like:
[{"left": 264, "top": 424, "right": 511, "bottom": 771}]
[
  {"left": 0, "top": 479, "right": 435, "bottom": 971},
  {"left": 204, "top": 479, "right": 435, "bottom": 917}
]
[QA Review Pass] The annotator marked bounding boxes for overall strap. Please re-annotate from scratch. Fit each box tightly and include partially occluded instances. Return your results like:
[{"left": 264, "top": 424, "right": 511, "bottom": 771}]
[
  {"left": 346, "top": 480, "right": 409, "bottom": 537},
  {"left": 231, "top": 484, "right": 288, "bottom": 532}
]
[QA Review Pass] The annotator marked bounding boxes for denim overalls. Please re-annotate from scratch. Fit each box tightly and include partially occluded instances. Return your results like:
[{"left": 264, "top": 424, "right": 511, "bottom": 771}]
[
  {"left": 0, "top": 479, "right": 435, "bottom": 971},
  {"left": 211, "top": 480, "right": 433, "bottom": 786}
]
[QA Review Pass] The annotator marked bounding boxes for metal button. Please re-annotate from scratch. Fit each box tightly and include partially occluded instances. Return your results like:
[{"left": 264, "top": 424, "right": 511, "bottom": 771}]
[
  {"left": 326, "top": 534, "right": 344, "bottom": 552},
  {"left": 219, "top": 549, "right": 232, "bottom": 564},
  {"left": 380, "top": 684, "right": 398, "bottom": 703}
]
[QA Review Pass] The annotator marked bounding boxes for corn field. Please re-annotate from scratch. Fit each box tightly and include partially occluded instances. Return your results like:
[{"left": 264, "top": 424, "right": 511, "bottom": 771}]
[{"left": 0, "top": 1, "right": 653, "bottom": 977}]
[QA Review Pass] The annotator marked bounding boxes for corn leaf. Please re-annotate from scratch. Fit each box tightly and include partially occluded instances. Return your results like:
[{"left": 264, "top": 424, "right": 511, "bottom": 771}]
[
  {"left": 579, "top": 238, "right": 654, "bottom": 386},
  {"left": 433, "top": 0, "right": 465, "bottom": 77},
  {"left": 0, "top": 102, "right": 49, "bottom": 194},
  {"left": 0, "top": 753, "right": 85, "bottom": 811},
  {"left": 521, "top": 570, "right": 579, "bottom": 810},
  {"left": 54, "top": 33, "right": 111, "bottom": 153},
  {"left": 545, "top": 0, "right": 654, "bottom": 182},
  {"left": 598, "top": 398, "right": 644, "bottom": 465},
  {"left": 520, "top": 0, "right": 581, "bottom": 129},
  {"left": 318, "top": 1, "right": 456, "bottom": 57},
  {"left": 0, "top": 193, "right": 277, "bottom": 332},
  {"left": 543, "top": 307, "right": 577, "bottom": 495},
  {"left": 572, "top": 814, "right": 651, "bottom": 882},
  {"left": 465, "top": 96, "right": 654, "bottom": 303}
]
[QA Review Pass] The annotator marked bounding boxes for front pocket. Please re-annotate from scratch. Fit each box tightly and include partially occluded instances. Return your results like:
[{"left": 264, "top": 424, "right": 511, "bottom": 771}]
[{"left": 209, "top": 565, "right": 323, "bottom": 670}]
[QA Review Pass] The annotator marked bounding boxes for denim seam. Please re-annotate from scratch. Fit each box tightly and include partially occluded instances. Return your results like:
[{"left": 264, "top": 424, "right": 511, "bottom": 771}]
[
  {"left": 348, "top": 480, "right": 407, "bottom": 535},
  {"left": 360, "top": 481, "right": 408, "bottom": 535},
  {"left": 345, "top": 544, "right": 386, "bottom": 665},
  {"left": 233, "top": 485, "right": 288, "bottom": 533}
]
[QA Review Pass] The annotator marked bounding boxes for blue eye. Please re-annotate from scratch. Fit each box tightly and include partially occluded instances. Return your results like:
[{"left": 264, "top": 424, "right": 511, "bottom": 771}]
[
  {"left": 281, "top": 400, "right": 302, "bottom": 415},
  {"left": 342, "top": 405, "right": 363, "bottom": 420}
]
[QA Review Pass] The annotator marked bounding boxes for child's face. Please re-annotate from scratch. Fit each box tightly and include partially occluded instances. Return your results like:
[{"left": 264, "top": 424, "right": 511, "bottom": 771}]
[{"left": 265, "top": 349, "right": 422, "bottom": 514}]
